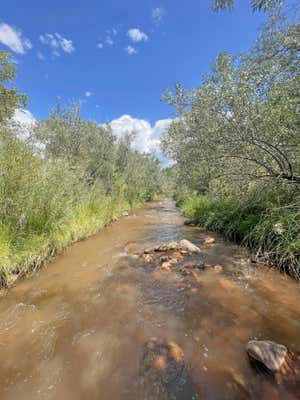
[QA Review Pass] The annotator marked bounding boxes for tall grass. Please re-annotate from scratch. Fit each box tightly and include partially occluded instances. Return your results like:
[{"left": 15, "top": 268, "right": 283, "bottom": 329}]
[
  {"left": 180, "top": 191, "right": 300, "bottom": 280},
  {"left": 0, "top": 191, "right": 134, "bottom": 287},
  {"left": 0, "top": 130, "right": 159, "bottom": 287}
]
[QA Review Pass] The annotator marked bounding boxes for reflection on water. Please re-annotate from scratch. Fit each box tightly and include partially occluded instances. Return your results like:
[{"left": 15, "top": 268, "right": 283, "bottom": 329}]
[{"left": 0, "top": 199, "right": 299, "bottom": 399}]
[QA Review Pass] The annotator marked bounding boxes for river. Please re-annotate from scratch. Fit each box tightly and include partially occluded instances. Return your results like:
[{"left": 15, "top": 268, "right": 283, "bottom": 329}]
[{"left": 0, "top": 199, "right": 299, "bottom": 399}]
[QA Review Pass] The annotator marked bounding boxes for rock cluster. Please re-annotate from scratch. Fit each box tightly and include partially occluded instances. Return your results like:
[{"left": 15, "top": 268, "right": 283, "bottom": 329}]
[
  {"left": 124, "top": 239, "right": 225, "bottom": 280},
  {"left": 140, "top": 240, "right": 202, "bottom": 273}
]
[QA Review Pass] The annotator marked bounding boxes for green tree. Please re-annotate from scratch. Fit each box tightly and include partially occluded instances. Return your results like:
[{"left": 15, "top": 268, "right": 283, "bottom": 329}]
[
  {"left": 162, "top": 13, "right": 300, "bottom": 191},
  {"left": 0, "top": 51, "right": 27, "bottom": 124}
]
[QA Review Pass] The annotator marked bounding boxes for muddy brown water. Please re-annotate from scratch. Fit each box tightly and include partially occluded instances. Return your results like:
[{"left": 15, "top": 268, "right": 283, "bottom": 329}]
[{"left": 0, "top": 199, "right": 300, "bottom": 399}]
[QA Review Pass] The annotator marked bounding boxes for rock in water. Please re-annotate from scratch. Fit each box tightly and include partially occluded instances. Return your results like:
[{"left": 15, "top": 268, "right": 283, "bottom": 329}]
[
  {"left": 167, "top": 241, "right": 178, "bottom": 250},
  {"left": 184, "top": 219, "right": 195, "bottom": 226},
  {"left": 140, "top": 337, "right": 197, "bottom": 399},
  {"left": 179, "top": 239, "right": 201, "bottom": 253},
  {"left": 204, "top": 236, "right": 215, "bottom": 245},
  {"left": 213, "top": 265, "right": 223, "bottom": 273},
  {"left": 246, "top": 340, "right": 288, "bottom": 372},
  {"left": 124, "top": 241, "right": 139, "bottom": 254},
  {"left": 122, "top": 211, "right": 129, "bottom": 217}
]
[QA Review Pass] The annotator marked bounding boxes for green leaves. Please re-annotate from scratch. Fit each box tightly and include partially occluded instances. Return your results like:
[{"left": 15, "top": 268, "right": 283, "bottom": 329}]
[
  {"left": 162, "top": 12, "right": 300, "bottom": 194},
  {"left": 0, "top": 51, "right": 27, "bottom": 123}
]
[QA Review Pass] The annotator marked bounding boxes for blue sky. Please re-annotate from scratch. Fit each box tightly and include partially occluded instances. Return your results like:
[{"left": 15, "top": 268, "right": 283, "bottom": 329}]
[{"left": 0, "top": 0, "right": 268, "bottom": 156}]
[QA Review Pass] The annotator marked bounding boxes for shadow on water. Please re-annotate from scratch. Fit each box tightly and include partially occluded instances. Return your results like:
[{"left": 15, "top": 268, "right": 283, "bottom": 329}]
[{"left": 0, "top": 199, "right": 300, "bottom": 399}]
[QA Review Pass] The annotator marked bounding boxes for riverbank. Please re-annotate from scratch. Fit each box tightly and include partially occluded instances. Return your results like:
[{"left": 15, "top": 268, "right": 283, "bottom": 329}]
[
  {"left": 0, "top": 195, "right": 141, "bottom": 288},
  {"left": 178, "top": 194, "right": 300, "bottom": 281}
]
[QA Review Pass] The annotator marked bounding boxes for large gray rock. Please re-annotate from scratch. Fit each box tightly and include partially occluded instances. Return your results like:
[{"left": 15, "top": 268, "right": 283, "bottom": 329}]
[
  {"left": 179, "top": 239, "right": 201, "bottom": 253},
  {"left": 246, "top": 340, "right": 288, "bottom": 372}
]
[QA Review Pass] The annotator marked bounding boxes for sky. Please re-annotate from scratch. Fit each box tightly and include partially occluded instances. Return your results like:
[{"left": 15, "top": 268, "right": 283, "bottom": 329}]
[{"left": 0, "top": 0, "right": 268, "bottom": 159}]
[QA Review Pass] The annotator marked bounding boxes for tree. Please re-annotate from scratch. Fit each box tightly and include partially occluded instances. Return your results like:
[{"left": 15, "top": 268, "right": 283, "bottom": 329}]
[
  {"left": 162, "top": 12, "right": 300, "bottom": 193},
  {"left": 0, "top": 51, "right": 27, "bottom": 124}
]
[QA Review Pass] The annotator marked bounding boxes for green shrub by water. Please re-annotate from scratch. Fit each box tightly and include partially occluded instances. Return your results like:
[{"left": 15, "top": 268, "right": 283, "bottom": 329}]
[
  {"left": 181, "top": 192, "right": 300, "bottom": 280},
  {"left": 0, "top": 51, "right": 164, "bottom": 287}
]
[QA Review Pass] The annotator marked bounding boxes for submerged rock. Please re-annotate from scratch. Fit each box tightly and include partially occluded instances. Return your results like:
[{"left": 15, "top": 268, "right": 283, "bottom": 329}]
[
  {"left": 154, "top": 244, "right": 169, "bottom": 252},
  {"left": 140, "top": 337, "right": 198, "bottom": 399},
  {"left": 183, "top": 261, "right": 206, "bottom": 270},
  {"left": 160, "top": 255, "right": 170, "bottom": 263},
  {"left": 124, "top": 241, "right": 139, "bottom": 254},
  {"left": 141, "top": 254, "right": 154, "bottom": 263},
  {"left": 179, "top": 239, "right": 201, "bottom": 253},
  {"left": 213, "top": 265, "right": 223, "bottom": 273},
  {"left": 161, "top": 262, "right": 172, "bottom": 272},
  {"left": 184, "top": 219, "right": 196, "bottom": 226},
  {"left": 167, "top": 241, "right": 179, "bottom": 250},
  {"left": 204, "top": 237, "right": 215, "bottom": 245},
  {"left": 246, "top": 340, "right": 288, "bottom": 372}
]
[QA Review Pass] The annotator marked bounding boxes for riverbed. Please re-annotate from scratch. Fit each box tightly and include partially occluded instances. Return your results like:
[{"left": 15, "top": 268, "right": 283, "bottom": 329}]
[{"left": 0, "top": 199, "right": 299, "bottom": 399}]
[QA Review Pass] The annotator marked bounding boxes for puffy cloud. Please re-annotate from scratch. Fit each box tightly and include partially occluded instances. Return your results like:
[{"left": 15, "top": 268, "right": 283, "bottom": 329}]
[
  {"left": 127, "top": 28, "right": 148, "bottom": 43},
  {"left": 151, "top": 7, "right": 165, "bottom": 24},
  {"left": 0, "top": 23, "right": 32, "bottom": 54},
  {"left": 12, "top": 109, "right": 36, "bottom": 139},
  {"left": 97, "top": 42, "right": 104, "bottom": 49},
  {"left": 85, "top": 91, "right": 92, "bottom": 97},
  {"left": 108, "top": 115, "right": 173, "bottom": 164},
  {"left": 39, "top": 33, "right": 75, "bottom": 56},
  {"left": 13, "top": 108, "right": 35, "bottom": 125},
  {"left": 125, "top": 45, "right": 137, "bottom": 55}
]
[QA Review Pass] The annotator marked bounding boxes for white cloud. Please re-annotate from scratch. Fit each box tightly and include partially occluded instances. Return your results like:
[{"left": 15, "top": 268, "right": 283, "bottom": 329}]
[
  {"left": 108, "top": 115, "right": 173, "bottom": 164},
  {"left": 151, "top": 7, "right": 165, "bottom": 24},
  {"left": 0, "top": 23, "right": 32, "bottom": 54},
  {"left": 85, "top": 91, "right": 92, "bottom": 97},
  {"left": 12, "top": 109, "right": 36, "bottom": 139},
  {"left": 97, "top": 28, "right": 118, "bottom": 49},
  {"left": 37, "top": 51, "right": 45, "bottom": 61},
  {"left": 127, "top": 28, "right": 148, "bottom": 43},
  {"left": 39, "top": 33, "right": 75, "bottom": 56},
  {"left": 125, "top": 45, "right": 137, "bottom": 55},
  {"left": 105, "top": 36, "right": 114, "bottom": 46}
]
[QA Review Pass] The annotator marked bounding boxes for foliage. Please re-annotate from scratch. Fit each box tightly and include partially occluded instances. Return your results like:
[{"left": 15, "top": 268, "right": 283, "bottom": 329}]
[
  {"left": 0, "top": 59, "right": 164, "bottom": 287},
  {"left": 181, "top": 190, "right": 300, "bottom": 279},
  {"left": 162, "top": 10, "right": 300, "bottom": 278},
  {"left": 0, "top": 51, "right": 27, "bottom": 123}
]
